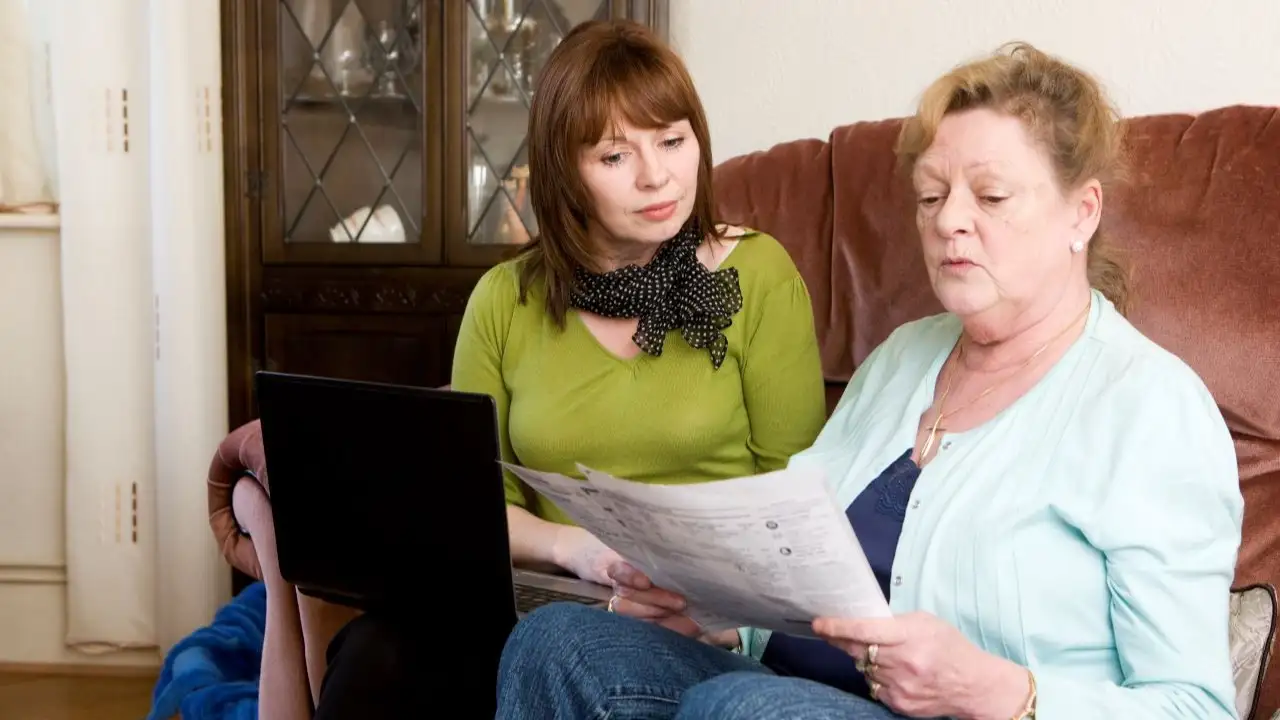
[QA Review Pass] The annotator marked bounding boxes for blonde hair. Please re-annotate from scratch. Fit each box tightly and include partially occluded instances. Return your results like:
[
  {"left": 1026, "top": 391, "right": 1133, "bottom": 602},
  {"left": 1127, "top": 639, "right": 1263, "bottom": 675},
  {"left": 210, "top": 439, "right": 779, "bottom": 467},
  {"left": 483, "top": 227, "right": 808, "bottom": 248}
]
[{"left": 896, "top": 42, "right": 1132, "bottom": 314}]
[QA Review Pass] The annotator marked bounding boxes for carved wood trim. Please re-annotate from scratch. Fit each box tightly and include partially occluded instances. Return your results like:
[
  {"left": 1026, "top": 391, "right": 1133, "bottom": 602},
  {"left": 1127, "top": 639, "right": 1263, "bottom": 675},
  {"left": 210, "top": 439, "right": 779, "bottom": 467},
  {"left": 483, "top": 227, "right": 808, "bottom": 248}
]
[{"left": 260, "top": 276, "right": 477, "bottom": 314}]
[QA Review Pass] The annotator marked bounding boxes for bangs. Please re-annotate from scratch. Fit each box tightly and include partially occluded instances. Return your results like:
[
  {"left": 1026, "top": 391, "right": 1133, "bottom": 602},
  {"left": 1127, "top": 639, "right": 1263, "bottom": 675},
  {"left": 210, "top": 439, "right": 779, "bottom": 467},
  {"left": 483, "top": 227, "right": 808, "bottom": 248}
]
[{"left": 570, "top": 48, "right": 697, "bottom": 146}]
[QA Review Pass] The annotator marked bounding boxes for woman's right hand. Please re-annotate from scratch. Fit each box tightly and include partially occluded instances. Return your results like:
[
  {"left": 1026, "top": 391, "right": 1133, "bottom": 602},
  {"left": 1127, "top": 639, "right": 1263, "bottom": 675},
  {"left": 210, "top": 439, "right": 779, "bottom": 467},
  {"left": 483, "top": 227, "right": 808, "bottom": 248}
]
[
  {"left": 550, "top": 525, "right": 625, "bottom": 586},
  {"left": 605, "top": 560, "right": 701, "bottom": 637}
]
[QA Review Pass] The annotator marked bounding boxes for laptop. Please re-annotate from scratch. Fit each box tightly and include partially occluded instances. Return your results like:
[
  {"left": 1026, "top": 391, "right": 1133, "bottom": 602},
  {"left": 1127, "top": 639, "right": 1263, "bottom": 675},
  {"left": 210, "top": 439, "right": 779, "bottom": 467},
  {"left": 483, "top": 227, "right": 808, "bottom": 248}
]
[{"left": 253, "top": 370, "right": 613, "bottom": 624}]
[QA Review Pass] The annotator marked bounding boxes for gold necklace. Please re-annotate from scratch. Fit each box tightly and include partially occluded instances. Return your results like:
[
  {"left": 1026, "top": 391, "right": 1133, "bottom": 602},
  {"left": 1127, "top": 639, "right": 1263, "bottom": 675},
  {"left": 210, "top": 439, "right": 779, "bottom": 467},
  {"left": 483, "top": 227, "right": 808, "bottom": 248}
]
[{"left": 919, "top": 301, "right": 1092, "bottom": 462}]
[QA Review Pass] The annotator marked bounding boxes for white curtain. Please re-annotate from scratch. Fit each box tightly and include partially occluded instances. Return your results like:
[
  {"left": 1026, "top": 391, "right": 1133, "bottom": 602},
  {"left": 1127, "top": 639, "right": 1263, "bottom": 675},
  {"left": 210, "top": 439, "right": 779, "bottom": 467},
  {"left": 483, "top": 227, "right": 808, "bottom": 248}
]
[
  {"left": 52, "top": 0, "right": 158, "bottom": 653},
  {"left": 49, "top": 0, "right": 230, "bottom": 654},
  {"left": 149, "top": 0, "right": 232, "bottom": 652},
  {"left": 0, "top": 0, "right": 57, "bottom": 212}
]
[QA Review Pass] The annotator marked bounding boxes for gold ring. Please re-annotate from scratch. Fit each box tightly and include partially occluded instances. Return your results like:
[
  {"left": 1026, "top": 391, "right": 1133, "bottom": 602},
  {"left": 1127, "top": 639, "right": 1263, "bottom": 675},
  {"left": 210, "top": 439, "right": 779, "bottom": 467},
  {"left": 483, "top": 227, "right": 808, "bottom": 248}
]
[
  {"left": 869, "top": 680, "right": 881, "bottom": 700},
  {"left": 867, "top": 643, "right": 878, "bottom": 665},
  {"left": 607, "top": 595, "right": 620, "bottom": 613}
]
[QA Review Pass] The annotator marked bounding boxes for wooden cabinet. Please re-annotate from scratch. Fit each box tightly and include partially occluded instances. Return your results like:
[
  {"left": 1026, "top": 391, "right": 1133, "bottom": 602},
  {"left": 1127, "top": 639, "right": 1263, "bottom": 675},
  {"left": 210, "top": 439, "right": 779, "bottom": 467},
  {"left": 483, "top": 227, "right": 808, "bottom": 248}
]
[{"left": 220, "top": 0, "right": 669, "bottom": 428}]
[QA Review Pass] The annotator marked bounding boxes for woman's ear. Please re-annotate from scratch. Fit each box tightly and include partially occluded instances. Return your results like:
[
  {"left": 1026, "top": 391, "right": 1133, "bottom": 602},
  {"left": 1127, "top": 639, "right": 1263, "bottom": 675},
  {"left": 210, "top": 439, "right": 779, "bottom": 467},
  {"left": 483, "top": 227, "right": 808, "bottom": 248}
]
[{"left": 1072, "top": 179, "right": 1103, "bottom": 244}]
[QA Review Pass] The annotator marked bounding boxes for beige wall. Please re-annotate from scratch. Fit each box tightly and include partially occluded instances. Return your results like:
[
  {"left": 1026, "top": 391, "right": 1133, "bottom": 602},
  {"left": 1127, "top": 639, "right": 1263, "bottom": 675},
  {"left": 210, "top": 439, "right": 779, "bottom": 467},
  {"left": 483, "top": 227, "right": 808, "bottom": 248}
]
[
  {"left": 671, "top": 0, "right": 1280, "bottom": 162},
  {"left": 0, "top": 220, "right": 156, "bottom": 667}
]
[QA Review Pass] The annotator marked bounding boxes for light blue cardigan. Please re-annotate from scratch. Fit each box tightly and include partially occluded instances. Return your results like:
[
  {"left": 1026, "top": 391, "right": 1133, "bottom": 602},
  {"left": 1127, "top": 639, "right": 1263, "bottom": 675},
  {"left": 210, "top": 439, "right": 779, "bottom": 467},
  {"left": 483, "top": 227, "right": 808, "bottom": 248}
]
[{"left": 740, "top": 289, "right": 1243, "bottom": 718}]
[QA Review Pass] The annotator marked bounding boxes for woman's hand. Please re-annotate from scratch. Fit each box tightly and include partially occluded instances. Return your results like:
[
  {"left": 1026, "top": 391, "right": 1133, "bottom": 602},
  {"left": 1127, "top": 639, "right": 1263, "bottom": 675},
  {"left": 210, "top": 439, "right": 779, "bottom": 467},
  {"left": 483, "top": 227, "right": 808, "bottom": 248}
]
[
  {"left": 700, "top": 628, "right": 742, "bottom": 648},
  {"left": 813, "top": 612, "right": 1033, "bottom": 720},
  {"left": 605, "top": 561, "right": 703, "bottom": 638},
  {"left": 550, "top": 526, "right": 624, "bottom": 586}
]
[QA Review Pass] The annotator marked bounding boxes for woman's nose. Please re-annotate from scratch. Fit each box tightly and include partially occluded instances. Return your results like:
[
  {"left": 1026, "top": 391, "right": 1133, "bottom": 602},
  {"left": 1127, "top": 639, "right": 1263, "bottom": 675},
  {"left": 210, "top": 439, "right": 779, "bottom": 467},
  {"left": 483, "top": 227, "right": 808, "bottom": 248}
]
[
  {"left": 636, "top": 151, "right": 670, "bottom": 189},
  {"left": 934, "top": 193, "right": 975, "bottom": 238}
]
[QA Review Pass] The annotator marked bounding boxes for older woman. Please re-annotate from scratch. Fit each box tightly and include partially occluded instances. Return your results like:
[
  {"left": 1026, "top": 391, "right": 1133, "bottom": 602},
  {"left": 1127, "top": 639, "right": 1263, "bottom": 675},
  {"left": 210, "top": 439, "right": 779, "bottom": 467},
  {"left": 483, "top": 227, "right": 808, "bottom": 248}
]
[
  {"left": 496, "top": 42, "right": 1244, "bottom": 720},
  {"left": 284, "top": 19, "right": 828, "bottom": 719}
]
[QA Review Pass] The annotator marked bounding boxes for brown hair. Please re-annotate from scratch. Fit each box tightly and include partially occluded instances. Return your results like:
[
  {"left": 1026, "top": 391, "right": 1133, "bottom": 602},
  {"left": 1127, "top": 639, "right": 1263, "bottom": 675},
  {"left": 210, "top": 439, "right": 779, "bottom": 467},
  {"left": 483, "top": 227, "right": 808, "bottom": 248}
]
[
  {"left": 895, "top": 42, "right": 1132, "bottom": 314},
  {"left": 516, "top": 19, "right": 723, "bottom": 326}
]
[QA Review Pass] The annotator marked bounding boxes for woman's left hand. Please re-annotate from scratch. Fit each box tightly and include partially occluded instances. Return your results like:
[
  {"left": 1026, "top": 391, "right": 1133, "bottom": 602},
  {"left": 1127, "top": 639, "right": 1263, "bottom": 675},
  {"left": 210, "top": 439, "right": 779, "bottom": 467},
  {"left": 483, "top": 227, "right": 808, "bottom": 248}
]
[{"left": 813, "top": 611, "right": 1032, "bottom": 720}]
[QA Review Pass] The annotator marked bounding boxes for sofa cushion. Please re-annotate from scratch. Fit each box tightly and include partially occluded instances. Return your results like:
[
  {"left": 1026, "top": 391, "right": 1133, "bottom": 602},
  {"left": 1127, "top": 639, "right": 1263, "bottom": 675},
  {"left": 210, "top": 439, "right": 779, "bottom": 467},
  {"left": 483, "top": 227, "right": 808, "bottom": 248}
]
[
  {"left": 712, "top": 137, "right": 836, "bottom": 362},
  {"left": 1233, "top": 583, "right": 1278, "bottom": 720},
  {"left": 207, "top": 419, "right": 269, "bottom": 579}
]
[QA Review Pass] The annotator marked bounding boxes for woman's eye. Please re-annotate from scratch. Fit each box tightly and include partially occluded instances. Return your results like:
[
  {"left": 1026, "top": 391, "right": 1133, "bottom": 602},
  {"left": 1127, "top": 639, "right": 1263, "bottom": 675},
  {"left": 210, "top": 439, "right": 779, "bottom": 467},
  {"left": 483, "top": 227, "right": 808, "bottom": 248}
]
[
  {"left": 602, "top": 152, "right": 625, "bottom": 166},
  {"left": 918, "top": 196, "right": 942, "bottom": 207},
  {"left": 982, "top": 196, "right": 1008, "bottom": 204},
  {"left": 661, "top": 137, "right": 685, "bottom": 150}
]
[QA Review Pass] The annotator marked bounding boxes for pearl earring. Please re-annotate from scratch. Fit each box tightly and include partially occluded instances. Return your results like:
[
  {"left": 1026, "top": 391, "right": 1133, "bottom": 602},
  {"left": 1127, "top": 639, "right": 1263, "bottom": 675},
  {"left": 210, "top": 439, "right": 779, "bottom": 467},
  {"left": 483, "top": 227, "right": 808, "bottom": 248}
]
[{"left": 1070, "top": 240, "right": 1085, "bottom": 253}]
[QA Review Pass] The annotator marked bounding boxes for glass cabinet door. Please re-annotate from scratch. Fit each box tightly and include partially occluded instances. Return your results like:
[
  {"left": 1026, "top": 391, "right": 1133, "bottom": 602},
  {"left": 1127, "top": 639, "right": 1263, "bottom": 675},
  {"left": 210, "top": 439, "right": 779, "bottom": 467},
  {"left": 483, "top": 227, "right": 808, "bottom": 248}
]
[
  {"left": 445, "top": 0, "right": 667, "bottom": 266},
  {"left": 262, "top": 0, "right": 442, "bottom": 264},
  {"left": 255, "top": 0, "right": 665, "bottom": 267}
]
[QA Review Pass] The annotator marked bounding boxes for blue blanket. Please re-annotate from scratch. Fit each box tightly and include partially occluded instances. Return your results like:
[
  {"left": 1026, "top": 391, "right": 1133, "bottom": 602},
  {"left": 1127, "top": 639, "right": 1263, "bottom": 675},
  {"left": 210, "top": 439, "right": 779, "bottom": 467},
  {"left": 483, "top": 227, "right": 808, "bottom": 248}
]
[{"left": 148, "top": 581, "right": 266, "bottom": 720}]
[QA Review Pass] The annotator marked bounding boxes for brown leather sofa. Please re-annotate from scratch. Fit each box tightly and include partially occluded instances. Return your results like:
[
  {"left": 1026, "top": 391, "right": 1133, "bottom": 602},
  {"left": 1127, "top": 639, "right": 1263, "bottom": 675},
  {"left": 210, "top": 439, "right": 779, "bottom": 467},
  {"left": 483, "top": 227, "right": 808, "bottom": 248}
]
[{"left": 208, "top": 104, "right": 1280, "bottom": 718}]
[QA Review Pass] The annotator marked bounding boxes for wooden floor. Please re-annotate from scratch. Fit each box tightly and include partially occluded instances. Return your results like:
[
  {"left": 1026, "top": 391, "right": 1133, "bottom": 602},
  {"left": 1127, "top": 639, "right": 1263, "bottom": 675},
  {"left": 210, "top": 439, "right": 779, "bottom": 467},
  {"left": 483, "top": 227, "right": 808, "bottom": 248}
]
[{"left": 0, "top": 672, "right": 156, "bottom": 720}]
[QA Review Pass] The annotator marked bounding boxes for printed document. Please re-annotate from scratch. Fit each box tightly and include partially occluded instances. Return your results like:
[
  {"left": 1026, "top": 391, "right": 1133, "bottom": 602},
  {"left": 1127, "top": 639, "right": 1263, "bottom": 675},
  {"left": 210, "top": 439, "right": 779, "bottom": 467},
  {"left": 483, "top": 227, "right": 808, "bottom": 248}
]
[{"left": 501, "top": 462, "right": 891, "bottom": 637}]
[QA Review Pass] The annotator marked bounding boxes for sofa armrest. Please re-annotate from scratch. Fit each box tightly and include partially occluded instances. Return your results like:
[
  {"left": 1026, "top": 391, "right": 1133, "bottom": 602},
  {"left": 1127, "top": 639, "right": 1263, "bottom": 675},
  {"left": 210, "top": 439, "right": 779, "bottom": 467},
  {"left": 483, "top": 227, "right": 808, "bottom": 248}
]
[{"left": 207, "top": 419, "right": 269, "bottom": 579}]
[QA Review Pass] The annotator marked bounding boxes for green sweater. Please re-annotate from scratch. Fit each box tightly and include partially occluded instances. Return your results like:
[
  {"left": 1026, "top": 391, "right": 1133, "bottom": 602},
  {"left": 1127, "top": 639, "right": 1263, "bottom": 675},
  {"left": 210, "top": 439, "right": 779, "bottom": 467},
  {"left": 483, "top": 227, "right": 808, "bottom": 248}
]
[{"left": 450, "top": 231, "right": 827, "bottom": 525}]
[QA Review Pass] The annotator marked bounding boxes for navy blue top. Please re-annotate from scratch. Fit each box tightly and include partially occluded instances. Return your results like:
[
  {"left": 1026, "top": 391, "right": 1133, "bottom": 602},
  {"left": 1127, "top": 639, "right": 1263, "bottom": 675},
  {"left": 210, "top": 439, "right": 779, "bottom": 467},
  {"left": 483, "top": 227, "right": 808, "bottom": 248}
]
[{"left": 758, "top": 448, "right": 920, "bottom": 696}]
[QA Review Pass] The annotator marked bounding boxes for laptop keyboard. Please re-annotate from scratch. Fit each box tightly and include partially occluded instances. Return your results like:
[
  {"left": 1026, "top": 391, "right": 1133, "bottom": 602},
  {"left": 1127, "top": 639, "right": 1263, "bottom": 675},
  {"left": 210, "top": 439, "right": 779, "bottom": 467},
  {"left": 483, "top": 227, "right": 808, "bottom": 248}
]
[{"left": 514, "top": 583, "right": 603, "bottom": 614}]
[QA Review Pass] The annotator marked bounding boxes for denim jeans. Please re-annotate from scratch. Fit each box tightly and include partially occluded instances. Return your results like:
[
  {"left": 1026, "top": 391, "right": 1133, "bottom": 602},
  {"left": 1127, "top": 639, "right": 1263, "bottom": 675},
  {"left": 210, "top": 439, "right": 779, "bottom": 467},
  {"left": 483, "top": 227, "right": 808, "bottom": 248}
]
[{"left": 496, "top": 602, "right": 915, "bottom": 719}]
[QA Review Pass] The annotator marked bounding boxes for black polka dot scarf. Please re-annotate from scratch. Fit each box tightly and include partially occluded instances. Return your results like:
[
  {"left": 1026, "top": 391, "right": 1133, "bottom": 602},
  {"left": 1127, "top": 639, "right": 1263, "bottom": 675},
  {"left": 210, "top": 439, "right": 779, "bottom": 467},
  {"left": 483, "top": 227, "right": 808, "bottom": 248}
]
[{"left": 569, "top": 220, "right": 744, "bottom": 369}]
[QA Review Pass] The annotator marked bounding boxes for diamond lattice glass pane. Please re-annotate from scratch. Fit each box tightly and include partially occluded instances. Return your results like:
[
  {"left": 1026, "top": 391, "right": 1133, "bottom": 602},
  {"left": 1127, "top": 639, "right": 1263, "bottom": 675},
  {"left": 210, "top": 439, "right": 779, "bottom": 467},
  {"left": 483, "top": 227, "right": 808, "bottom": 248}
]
[
  {"left": 288, "top": 182, "right": 345, "bottom": 245},
  {"left": 471, "top": 166, "right": 535, "bottom": 246},
  {"left": 466, "top": 129, "right": 499, "bottom": 236},
  {"left": 283, "top": 110, "right": 422, "bottom": 243},
  {"left": 282, "top": 132, "right": 321, "bottom": 235},
  {"left": 287, "top": 1, "right": 376, "bottom": 102},
  {"left": 465, "top": 0, "right": 590, "bottom": 244},
  {"left": 279, "top": 0, "right": 424, "bottom": 243},
  {"left": 469, "top": 142, "right": 535, "bottom": 244},
  {"left": 511, "top": 0, "right": 566, "bottom": 92},
  {"left": 466, "top": 4, "right": 500, "bottom": 107},
  {"left": 387, "top": 130, "right": 423, "bottom": 237},
  {"left": 282, "top": 113, "right": 350, "bottom": 242},
  {"left": 279, "top": 0, "right": 338, "bottom": 104},
  {"left": 356, "top": 0, "right": 425, "bottom": 107},
  {"left": 553, "top": 0, "right": 611, "bottom": 26},
  {"left": 470, "top": 80, "right": 527, "bottom": 171},
  {"left": 506, "top": 144, "right": 537, "bottom": 238}
]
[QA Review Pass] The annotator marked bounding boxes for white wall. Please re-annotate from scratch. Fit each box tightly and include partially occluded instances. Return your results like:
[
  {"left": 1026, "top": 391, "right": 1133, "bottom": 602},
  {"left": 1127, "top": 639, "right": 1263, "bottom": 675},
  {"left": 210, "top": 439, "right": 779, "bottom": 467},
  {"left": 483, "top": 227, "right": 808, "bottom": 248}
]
[
  {"left": 671, "top": 0, "right": 1280, "bottom": 162},
  {"left": 0, "top": 220, "right": 156, "bottom": 667}
]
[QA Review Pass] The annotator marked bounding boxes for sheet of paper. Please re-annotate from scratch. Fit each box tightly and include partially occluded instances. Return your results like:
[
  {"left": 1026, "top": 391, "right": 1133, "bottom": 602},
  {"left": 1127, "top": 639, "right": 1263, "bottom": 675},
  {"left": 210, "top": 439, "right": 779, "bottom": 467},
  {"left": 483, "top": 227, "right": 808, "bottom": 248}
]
[
  {"left": 499, "top": 463, "right": 655, "bottom": 573},
  {"left": 502, "top": 461, "right": 891, "bottom": 637}
]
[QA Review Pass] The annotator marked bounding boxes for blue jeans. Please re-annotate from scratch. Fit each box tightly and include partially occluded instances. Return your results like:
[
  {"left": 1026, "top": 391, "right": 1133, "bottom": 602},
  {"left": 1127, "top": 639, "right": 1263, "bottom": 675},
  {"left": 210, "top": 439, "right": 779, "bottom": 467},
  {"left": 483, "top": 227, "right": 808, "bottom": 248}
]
[{"left": 496, "top": 602, "right": 913, "bottom": 719}]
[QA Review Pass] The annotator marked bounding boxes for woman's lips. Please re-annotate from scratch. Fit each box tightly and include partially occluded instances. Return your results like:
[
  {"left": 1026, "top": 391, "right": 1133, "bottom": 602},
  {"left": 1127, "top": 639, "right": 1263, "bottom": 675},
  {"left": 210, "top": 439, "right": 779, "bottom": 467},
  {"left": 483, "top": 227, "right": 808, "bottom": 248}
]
[
  {"left": 941, "top": 259, "right": 976, "bottom": 273},
  {"left": 638, "top": 201, "right": 677, "bottom": 222}
]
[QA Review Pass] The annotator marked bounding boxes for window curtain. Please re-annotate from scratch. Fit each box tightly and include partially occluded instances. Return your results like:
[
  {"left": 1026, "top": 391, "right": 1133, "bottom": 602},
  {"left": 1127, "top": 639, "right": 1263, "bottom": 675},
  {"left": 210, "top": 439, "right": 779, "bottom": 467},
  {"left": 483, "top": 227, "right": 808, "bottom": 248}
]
[
  {"left": 48, "top": 0, "right": 230, "bottom": 655},
  {"left": 148, "top": 0, "right": 233, "bottom": 653}
]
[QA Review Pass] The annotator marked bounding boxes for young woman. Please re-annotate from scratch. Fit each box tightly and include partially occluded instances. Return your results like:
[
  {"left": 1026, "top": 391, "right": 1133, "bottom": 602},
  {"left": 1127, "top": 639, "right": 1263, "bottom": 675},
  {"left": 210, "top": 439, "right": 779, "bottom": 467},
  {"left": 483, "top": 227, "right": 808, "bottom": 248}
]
[{"left": 302, "top": 19, "right": 828, "bottom": 719}]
